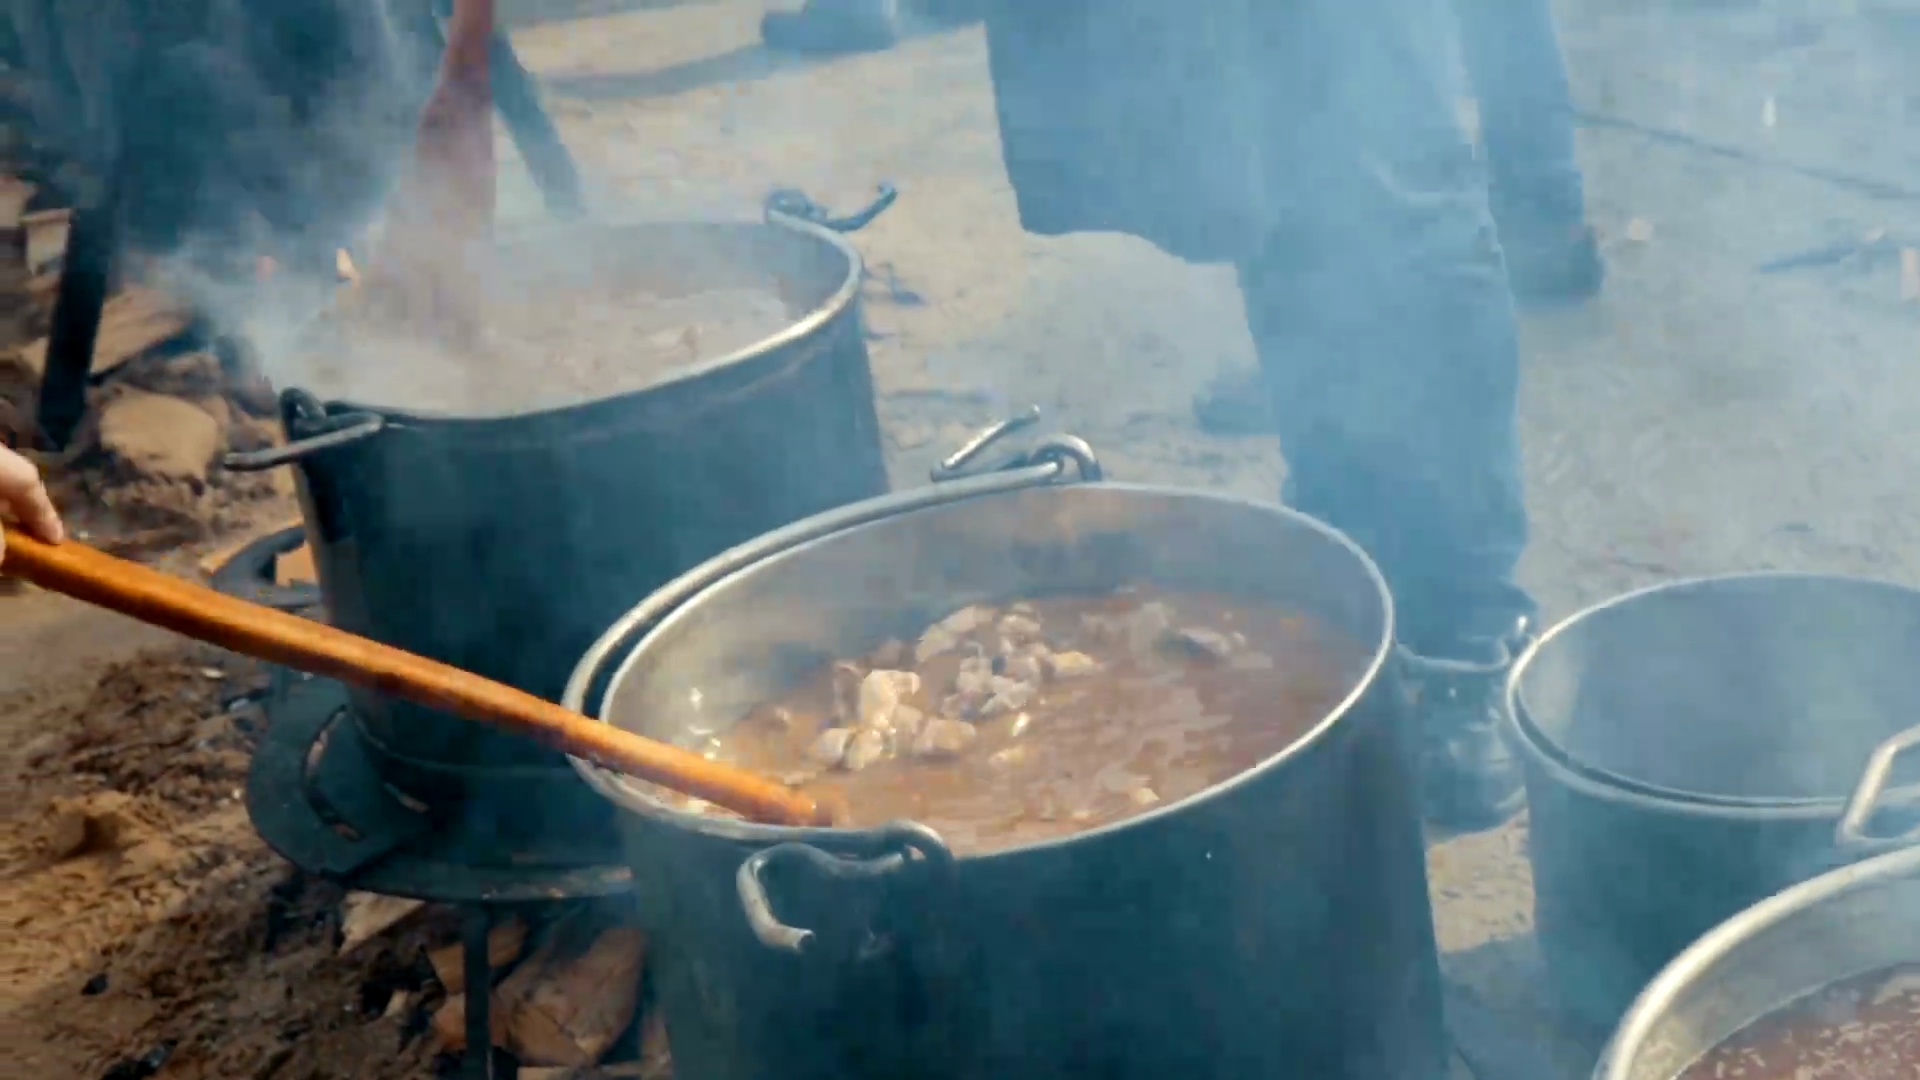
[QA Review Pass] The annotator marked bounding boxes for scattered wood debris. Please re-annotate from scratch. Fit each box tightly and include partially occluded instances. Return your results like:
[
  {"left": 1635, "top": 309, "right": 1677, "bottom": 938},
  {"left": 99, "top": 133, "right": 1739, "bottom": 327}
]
[
  {"left": 432, "top": 914, "right": 649, "bottom": 1070},
  {"left": 499, "top": 927, "right": 647, "bottom": 1067},
  {"left": 427, "top": 918, "right": 530, "bottom": 995},
  {"left": 0, "top": 173, "right": 288, "bottom": 551},
  {"left": 338, "top": 892, "right": 429, "bottom": 956},
  {"left": 12, "top": 285, "right": 195, "bottom": 382},
  {"left": 330, "top": 902, "right": 661, "bottom": 1075}
]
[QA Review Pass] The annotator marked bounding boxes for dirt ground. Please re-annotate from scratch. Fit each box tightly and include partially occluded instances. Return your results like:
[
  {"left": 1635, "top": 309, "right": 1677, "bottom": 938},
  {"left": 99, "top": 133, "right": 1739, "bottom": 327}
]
[
  {"left": 0, "top": 599, "right": 454, "bottom": 1079},
  {"left": 4, "top": 0, "right": 1918, "bottom": 1077}
]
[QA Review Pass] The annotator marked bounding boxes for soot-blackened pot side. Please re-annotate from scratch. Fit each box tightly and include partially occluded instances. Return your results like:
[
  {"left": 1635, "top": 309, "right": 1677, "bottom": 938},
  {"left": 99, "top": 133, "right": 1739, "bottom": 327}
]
[{"left": 628, "top": 665, "right": 1445, "bottom": 1079}]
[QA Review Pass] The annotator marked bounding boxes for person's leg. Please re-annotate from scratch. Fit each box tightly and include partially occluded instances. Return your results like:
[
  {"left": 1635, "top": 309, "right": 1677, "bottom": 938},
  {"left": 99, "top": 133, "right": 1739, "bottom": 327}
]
[
  {"left": 1451, "top": 0, "right": 1603, "bottom": 306},
  {"left": 1239, "top": 0, "right": 1533, "bottom": 829},
  {"left": 1195, "top": 0, "right": 1599, "bottom": 437}
]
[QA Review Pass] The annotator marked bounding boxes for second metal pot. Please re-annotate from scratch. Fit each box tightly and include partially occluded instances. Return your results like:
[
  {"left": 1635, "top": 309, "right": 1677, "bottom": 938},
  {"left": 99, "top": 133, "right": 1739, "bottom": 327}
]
[
  {"left": 1596, "top": 843, "right": 1920, "bottom": 1080},
  {"left": 226, "top": 210, "right": 892, "bottom": 846},
  {"left": 1507, "top": 573, "right": 1920, "bottom": 1029}
]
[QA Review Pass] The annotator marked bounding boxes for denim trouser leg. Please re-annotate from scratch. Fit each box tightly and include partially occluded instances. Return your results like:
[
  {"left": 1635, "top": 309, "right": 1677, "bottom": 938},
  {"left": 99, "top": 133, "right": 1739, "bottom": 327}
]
[
  {"left": 1451, "top": 0, "right": 1588, "bottom": 230},
  {"left": 1238, "top": 0, "right": 1534, "bottom": 656}
]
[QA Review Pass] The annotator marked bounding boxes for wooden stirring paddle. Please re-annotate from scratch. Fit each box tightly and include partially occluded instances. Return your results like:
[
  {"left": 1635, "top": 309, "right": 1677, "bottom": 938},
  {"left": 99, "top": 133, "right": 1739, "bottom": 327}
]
[
  {"left": 357, "top": 0, "right": 500, "bottom": 339},
  {"left": 0, "top": 526, "right": 831, "bottom": 828}
]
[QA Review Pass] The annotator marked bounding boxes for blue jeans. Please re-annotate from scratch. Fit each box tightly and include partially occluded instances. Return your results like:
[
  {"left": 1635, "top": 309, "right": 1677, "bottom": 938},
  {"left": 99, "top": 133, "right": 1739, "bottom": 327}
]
[
  {"left": 1454, "top": 0, "right": 1588, "bottom": 233},
  {"left": 1236, "top": 0, "right": 1534, "bottom": 656}
]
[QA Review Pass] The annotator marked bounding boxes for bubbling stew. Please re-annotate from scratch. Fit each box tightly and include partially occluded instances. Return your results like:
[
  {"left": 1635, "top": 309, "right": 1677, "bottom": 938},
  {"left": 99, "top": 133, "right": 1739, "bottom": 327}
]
[
  {"left": 665, "top": 589, "right": 1370, "bottom": 854},
  {"left": 1675, "top": 964, "right": 1920, "bottom": 1080}
]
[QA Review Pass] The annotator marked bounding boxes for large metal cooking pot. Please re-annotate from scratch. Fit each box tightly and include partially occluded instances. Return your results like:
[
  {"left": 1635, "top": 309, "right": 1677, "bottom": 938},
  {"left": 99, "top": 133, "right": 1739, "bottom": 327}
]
[
  {"left": 565, "top": 434, "right": 1451, "bottom": 1080},
  {"left": 226, "top": 202, "right": 893, "bottom": 848},
  {"left": 1595, "top": 842, "right": 1920, "bottom": 1080},
  {"left": 1507, "top": 573, "right": 1920, "bottom": 1029}
]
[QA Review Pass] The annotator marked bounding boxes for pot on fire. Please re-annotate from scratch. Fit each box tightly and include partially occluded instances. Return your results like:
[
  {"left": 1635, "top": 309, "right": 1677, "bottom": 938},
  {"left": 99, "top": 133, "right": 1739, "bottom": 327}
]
[
  {"left": 565, "top": 437, "right": 1450, "bottom": 1080},
  {"left": 226, "top": 200, "right": 894, "bottom": 848},
  {"left": 1595, "top": 842, "right": 1920, "bottom": 1080},
  {"left": 1506, "top": 573, "right": 1920, "bottom": 1029}
]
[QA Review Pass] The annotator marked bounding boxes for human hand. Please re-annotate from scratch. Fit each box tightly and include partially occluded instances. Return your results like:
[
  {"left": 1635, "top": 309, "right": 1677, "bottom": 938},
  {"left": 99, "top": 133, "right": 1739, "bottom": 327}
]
[{"left": 0, "top": 445, "right": 64, "bottom": 564}]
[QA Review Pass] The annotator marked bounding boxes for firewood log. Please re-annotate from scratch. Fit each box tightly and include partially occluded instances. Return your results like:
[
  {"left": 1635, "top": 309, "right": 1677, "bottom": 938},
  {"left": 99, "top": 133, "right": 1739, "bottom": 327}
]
[
  {"left": 427, "top": 917, "right": 529, "bottom": 995},
  {"left": 498, "top": 927, "right": 648, "bottom": 1068}
]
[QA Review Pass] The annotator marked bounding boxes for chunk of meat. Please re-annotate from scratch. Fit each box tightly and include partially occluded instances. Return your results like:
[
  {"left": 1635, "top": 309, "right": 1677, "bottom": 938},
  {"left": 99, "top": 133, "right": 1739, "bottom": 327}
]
[
  {"left": 937, "top": 604, "right": 998, "bottom": 636},
  {"left": 1082, "top": 601, "right": 1177, "bottom": 660},
  {"left": 1046, "top": 650, "right": 1103, "bottom": 680},
  {"left": 913, "top": 719, "right": 979, "bottom": 760},
  {"left": 1002, "top": 647, "right": 1047, "bottom": 685},
  {"left": 996, "top": 612, "right": 1044, "bottom": 643},
  {"left": 842, "top": 727, "right": 890, "bottom": 772},
  {"left": 981, "top": 676, "right": 1036, "bottom": 717},
  {"left": 889, "top": 705, "right": 926, "bottom": 741},
  {"left": 1165, "top": 626, "right": 1237, "bottom": 662},
  {"left": 858, "top": 670, "right": 922, "bottom": 728},
  {"left": 915, "top": 604, "right": 998, "bottom": 663},
  {"left": 807, "top": 727, "right": 855, "bottom": 768}
]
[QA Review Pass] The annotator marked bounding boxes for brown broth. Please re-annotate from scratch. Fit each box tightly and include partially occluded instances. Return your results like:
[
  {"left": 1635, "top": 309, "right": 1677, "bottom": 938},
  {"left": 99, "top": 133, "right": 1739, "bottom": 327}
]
[
  {"left": 1675, "top": 963, "right": 1920, "bottom": 1080},
  {"left": 670, "top": 589, "right": 1370, "bottom": 855}
]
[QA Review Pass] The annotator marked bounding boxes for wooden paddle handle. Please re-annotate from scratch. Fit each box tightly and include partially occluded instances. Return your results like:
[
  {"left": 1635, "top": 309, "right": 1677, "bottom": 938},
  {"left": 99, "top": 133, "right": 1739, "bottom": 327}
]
[
  {"left": 417, "top": 0, "right": 497, "bottom": 227},
  {"left": 0, "top": 526, "right": 829, "bottom": 827}
]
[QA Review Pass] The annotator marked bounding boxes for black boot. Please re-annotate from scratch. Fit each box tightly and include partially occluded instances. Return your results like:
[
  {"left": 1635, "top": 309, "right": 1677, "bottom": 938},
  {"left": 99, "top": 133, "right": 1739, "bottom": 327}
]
[
  {"left": 1402, "top": 618, "right": 1532, "bottom": 832},
  {"left": 1499, "top": 220, "right": 1605, "bottom": 310}
]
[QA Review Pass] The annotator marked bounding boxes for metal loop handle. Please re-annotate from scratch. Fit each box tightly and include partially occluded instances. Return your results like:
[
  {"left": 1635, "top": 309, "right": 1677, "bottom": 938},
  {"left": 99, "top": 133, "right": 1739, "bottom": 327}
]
[
  {"left": 224, "top": 390, "right": 386, "bottom": 472},
  {"left": 1396, "top": 616, "right": 1532, "bottom": 679},
  {"left": 735, "top": 821, "right": 954, "bottom": 955},
  {"left": 765, "top": 183, "right": 899, "bottom": 234},
  {"left": 225, "top": 414, "right": 385, "bottom": 471},
  {"left": 1836, "top": 723, "right": 1920, "bottom": 854},
  {"left": 931, "top": 405, "right": 1041, "bottom": 481},
  {"left": 932, "top": 411, "right": 1103, "bottom": 486},
  {"left": 1028, "top": 434, "right": 1104, "bottom": 483}
]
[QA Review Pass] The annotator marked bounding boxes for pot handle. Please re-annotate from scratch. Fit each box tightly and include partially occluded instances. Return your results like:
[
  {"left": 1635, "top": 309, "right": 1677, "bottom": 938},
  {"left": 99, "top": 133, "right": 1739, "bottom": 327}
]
[
  {"left": 736, "top": 820, "right": 954, "bottom": 957},
  {"left": 930, "top": 404, "right": 1042, "bottom": 481},
  {"left": 224, "top": 390, "right": 386, "bottom": 472},
  {"left": 765, "top": 183, "right": 898, "bottom": 234},
  {"left": 1836, "top": 724, "right": 1920, "bottom": 854}
]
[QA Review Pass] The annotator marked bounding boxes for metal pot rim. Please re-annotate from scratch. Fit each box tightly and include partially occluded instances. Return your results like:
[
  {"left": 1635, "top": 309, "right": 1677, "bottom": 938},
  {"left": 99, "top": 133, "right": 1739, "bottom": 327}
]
[
  {"left": 1594, "top": 843, "right": 1920, "bottom": 1080},
  {"left": 278, "top": 213, "right": 866, "bottom": 427},
  {"left": 1505, "top": 570, "right": 1920, "bottom": 817},
  {"left": 563, "top": 481, "right": 1396, "bottom": 862}
]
